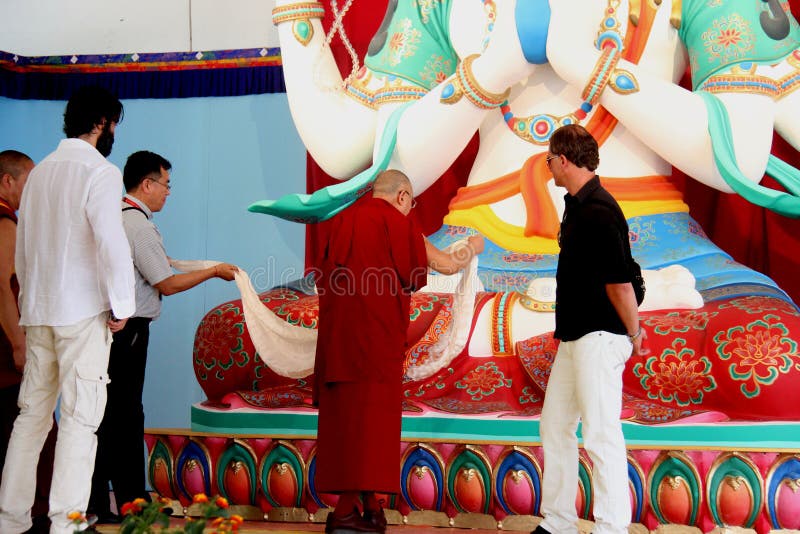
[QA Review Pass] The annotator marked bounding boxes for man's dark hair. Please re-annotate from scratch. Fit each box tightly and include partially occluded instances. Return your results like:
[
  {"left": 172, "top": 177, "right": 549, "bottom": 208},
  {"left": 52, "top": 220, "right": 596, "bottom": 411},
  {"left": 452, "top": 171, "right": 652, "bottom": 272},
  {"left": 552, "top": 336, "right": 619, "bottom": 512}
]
[
  {"left": 63, "top": 86, "right": 124, "bottom": 138},
  {"left": 0, "top": 150, "right": 33, "bottom": 178},
  {"left": 549, "top": 124, "right": 600, "bottom": 172},
  {"left": 123, "top": 151, "right": 172, "bottom": 192}
]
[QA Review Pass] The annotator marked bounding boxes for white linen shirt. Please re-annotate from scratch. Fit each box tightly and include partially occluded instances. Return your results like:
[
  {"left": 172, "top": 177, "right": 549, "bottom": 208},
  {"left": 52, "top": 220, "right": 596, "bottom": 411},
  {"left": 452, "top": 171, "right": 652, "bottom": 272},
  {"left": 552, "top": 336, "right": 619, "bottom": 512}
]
[{"left": 15, "top": 138, "right": 136, "bottom": 326}]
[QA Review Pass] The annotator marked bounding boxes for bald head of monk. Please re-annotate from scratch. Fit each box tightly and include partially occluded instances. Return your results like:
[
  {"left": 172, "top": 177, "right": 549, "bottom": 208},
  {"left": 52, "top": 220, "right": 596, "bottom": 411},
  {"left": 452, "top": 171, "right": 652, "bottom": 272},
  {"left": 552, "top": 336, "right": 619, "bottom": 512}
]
[{"left": 372, "top": 169, "right": 415, "bottom": 216}]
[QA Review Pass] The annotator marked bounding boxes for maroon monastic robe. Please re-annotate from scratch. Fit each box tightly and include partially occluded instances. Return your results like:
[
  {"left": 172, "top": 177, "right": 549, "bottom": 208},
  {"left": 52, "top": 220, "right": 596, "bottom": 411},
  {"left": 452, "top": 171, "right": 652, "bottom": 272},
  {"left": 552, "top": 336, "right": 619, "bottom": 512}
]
[
  {"left": 0, "top": 198, "right": 20, "bottom": 390},
  {"left": 0, "top": 197, "right": 56, "bottom": 521},
  {"left": 314, "top": 196, "right": 428, "bottom": 493}
]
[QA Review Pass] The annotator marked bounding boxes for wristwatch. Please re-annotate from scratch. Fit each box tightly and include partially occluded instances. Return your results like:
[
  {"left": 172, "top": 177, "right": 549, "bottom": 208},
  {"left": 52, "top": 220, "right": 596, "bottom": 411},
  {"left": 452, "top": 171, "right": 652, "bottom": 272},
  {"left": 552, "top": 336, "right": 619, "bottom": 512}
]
[{"left": 627, "top": 327, "right": 642, "bottom": 341}]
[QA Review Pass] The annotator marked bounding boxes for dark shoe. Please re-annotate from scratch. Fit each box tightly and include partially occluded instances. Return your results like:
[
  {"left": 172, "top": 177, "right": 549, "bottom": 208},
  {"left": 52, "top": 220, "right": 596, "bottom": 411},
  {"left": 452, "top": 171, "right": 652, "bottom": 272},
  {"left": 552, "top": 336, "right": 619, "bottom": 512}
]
[
  {"left": 22, "top": 515, "right": 51, "bottom": 534},
  {"left": 94, "top": 512, "right": 122, "bottom": 524},
  {"left": 362, "top": 507, "right": 387, "bottom": 533},
  {"left": 531, "top": 526, "right": 552, "bottom": 534},
  {"left": 325, "top": 508, "right": 380, "bottom": 533}
]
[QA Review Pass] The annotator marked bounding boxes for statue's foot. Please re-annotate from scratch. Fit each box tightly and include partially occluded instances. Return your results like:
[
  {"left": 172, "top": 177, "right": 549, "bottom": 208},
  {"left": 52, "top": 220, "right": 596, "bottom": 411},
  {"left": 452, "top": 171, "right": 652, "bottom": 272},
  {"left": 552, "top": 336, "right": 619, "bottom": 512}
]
[{"left": 640, "top": 265, "right": 703, "bottom": 311}]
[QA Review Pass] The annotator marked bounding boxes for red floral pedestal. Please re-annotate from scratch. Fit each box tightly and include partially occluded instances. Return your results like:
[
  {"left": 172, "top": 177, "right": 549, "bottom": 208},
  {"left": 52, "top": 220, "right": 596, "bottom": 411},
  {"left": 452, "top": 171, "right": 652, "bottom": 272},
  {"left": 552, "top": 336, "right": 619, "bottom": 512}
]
[{"left": 141, "top": 289, "right": 800, "bottom": 532}]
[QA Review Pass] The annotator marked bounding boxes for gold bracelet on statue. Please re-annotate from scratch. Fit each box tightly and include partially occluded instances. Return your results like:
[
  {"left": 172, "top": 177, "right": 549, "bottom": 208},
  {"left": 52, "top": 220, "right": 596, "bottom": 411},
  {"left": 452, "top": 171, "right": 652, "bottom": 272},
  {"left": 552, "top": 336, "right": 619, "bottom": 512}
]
[
  {"left": 441, "top": 54, "right": 510, "bottom": 109},
  {"left": 271, "top": 2, "right": 325, "bottom": 46}
]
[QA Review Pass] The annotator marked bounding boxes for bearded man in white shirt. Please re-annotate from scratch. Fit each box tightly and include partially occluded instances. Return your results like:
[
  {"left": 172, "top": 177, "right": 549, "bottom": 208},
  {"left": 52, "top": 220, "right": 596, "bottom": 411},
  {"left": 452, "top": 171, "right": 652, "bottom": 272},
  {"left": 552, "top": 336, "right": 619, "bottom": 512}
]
[{"left": 0, "top": 86, "right": 136, "bottom": 534}]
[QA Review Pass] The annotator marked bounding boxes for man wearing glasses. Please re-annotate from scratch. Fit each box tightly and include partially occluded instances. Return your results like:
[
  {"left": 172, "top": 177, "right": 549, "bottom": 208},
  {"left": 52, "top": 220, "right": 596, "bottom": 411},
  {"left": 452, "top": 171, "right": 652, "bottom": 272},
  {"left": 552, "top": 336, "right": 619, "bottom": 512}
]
[
  {"left": 87, "top": 151, "right": 238, "bottom": 524},
  {"left": 315, "top": 169, "right": 484, "bottom": 533},
  {"left": 534, "top": 125, "right": 646, "bottom": 534}
]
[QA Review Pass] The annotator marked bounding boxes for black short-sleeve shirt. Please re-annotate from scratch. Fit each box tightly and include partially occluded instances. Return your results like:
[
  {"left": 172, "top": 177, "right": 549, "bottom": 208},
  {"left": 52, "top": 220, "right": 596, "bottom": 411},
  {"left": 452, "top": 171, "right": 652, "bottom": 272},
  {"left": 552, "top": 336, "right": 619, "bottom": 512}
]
[{"left": 554, "top": 176, "right": 631, "bottom": 341}]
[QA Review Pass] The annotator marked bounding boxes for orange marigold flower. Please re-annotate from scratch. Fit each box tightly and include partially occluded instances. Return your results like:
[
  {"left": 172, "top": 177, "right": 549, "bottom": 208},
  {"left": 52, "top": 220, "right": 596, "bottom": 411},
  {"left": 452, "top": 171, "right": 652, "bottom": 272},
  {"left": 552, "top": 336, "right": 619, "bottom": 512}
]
[
  {"left": 193, "top": 493, "right": 209, "bottom": 503},
  {"left": 132, "top": 497, "right": 147, "bottom": 506},
  {"left": 229, "top": 514, "right": 244, "bottom": 525},
  {"left": 67, "top": 511, "right": 83, "bottom": 521},
  {"left": 215, "top": 496, "right": 229, "bottom": 508},
  {"left": 211, "top": 517, "right": 224, "bottom": 526},
  {"left": 120, "top": 502, "right": 138, "bottom": 516}
]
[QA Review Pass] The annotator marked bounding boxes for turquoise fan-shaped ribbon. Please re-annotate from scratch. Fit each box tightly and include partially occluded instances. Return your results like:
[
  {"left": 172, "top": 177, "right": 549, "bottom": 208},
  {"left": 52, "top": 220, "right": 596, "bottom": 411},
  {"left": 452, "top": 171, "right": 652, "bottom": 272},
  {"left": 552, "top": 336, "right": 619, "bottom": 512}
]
[{"left": 248, "top": 102, "right": 411, "bottom": 223}]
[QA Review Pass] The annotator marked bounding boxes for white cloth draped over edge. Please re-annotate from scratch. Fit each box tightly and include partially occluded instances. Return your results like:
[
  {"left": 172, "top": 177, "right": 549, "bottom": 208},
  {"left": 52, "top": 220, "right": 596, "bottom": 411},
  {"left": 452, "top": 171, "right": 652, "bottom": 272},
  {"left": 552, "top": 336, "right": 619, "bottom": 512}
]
[{"left": 169, "top": 243, "right": 479, "bottom": 380}]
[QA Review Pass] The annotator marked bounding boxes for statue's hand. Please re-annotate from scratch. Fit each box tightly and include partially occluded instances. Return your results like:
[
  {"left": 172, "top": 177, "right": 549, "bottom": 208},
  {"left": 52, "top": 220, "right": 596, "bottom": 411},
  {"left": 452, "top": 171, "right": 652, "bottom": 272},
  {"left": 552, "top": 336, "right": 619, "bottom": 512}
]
[
  {"left": 545, "top": 0, "right": 604, "bottom": 87},
  {"left": 471, "top": 0, "right": 539, "bottom": 93}
]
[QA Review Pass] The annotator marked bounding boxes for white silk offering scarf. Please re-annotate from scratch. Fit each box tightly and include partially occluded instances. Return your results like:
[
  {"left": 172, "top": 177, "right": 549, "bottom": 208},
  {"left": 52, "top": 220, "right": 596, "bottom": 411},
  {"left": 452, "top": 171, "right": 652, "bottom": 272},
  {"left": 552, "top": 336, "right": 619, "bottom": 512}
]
[{"left": 170, "top": 249, "right": 479, "bottom": 380}]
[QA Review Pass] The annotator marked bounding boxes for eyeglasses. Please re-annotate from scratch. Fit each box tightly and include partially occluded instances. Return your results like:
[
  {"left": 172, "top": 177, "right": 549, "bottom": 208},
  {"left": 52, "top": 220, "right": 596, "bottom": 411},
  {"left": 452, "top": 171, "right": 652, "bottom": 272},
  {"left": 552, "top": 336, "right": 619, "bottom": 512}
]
[
  {"left": 545, "top": 154, "right": 560, "bottom": 167},
  {"left": 401, "top": 190, "right": 417, "bottom": 209},
  {"left": 148, "top": 178, "right": 171, "bottom": 190}
]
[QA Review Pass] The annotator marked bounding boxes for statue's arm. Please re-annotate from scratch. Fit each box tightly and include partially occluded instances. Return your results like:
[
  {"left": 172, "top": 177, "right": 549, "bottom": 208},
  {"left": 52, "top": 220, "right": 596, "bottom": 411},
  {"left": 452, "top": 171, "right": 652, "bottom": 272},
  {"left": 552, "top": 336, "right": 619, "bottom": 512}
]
[
  {"left": 546, "top": 0, "right": 779, "bottom": 192},
  {"left": 274, "top": 0, "right": 377, "bottom": 179},
  {"left": 388, "top": 0, "right": 539, "bottom": 194}
]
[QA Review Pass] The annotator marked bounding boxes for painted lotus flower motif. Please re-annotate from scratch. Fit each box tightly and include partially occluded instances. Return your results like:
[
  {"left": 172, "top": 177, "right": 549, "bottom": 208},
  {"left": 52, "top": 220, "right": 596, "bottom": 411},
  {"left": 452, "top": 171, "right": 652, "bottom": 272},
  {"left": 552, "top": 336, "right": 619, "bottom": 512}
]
[
  {"left": 703, "top": 14, "right": 755, "bottom": 62},
  {"left": 260, "top": 288, "right": 300, "bottom": 304},
  {"left": 719, "top": 296, "right": 800, "bottom": 317},
  {"left": 456, "top": 362, "right": 512, "bottom": 401},
  {"left": 628, "top": 219, "right": 657, "bottom": 251},
  {"left": 633, "top": 339, "right": 717, "bottom": 407},
  {"left": 410, "top": 293, "right": 446, "bottom": 320},
  {"left": 647, "top": 311, "right": 718, "bottom": 335},
  {"left": 420, "top": 54, "right": 453, "bottom": 89},
  {"left": 714, "top": 315, "right": 799, "bottom": 398},
  {"left": 194, "top": 305, "right": 245, "bottom": 372},
  {"left": 387, "top": 19, "right": 421, "bottom": 66},
  {"left": 518, "top": 385, "right": 541, "bottom": 405},
  {"left": 274, "top": 297, "right": 318, "bottom": 329}
]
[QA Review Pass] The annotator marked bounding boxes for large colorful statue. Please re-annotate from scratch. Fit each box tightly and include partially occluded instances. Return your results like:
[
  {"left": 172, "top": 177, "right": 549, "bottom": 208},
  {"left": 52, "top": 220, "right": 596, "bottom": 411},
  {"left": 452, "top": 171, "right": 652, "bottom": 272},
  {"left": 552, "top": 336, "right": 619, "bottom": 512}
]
[{"left": 194, "top": 0, "right": 800, "bottom": 423}]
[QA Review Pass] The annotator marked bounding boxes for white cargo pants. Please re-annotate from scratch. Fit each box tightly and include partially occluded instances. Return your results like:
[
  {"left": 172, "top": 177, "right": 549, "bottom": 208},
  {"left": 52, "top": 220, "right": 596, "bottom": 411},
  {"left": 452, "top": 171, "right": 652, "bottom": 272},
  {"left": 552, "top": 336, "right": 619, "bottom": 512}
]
[{"left": 0, "top": 313, "right": 112, "bottom": 534}]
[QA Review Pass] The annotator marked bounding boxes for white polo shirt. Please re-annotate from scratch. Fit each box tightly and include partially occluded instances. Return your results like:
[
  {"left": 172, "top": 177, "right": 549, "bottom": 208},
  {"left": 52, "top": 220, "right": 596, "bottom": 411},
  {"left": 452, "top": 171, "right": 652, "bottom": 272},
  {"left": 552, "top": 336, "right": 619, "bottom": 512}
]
[{"left": 15, "top": 138, "right": 136, "bottom": 326}]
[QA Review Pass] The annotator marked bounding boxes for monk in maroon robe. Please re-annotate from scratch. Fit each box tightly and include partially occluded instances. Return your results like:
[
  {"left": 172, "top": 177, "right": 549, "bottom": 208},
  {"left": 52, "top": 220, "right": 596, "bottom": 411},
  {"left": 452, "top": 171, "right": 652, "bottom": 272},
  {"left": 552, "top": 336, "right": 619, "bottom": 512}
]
[
  {"left": 0, "top": 150, "right": 56, "bottom": 534},
  {"left": 315, "top": 170, "right": 483, "bottom": 533}
]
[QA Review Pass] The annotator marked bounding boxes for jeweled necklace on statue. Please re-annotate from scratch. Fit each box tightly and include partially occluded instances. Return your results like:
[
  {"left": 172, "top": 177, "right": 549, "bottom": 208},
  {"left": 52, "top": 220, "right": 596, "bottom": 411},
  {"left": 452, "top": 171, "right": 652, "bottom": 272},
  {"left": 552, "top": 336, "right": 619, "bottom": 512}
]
[
  {"left": 500, "top": 0, "right": 627, "bottom": 146},
  {"left": 481, "top": 0, "right": 497, "bottom": 51},
  {"left": 313, "top": 0, "right": 359, "bottom": 90}
]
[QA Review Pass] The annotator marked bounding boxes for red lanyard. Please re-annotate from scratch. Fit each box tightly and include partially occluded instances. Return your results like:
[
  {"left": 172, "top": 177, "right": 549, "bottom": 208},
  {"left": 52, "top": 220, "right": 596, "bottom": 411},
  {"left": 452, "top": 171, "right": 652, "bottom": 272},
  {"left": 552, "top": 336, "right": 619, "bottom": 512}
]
[{"left": 122, "top": 197, "right": 143, "bottom": 210}]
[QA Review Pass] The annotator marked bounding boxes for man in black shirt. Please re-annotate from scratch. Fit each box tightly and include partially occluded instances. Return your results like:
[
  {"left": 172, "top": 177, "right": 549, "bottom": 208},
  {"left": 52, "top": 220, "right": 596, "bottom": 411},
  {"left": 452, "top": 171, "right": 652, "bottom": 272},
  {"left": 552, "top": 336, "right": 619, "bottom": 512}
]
[{"left": 533, "top": 125, "right": 647, "bottom": 534}]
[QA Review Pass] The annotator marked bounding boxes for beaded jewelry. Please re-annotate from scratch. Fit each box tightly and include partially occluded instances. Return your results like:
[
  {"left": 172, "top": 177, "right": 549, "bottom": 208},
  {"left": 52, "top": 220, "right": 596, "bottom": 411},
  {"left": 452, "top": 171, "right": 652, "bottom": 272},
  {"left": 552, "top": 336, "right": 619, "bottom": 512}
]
[
  {"left": 441, "top": 54, "right": 510, "bottom": 109},
  {"left": 699, "top": 62, "right": 800, "bottom": 98},
  {"left": 491, "top": 292, "right": 520, "bottom": 356},
  {"left": 500, "top": 104, "right": 585, "bottom": 146},
  {"left": 608, "top": 68, "right": 640, "bottom": 95},
  {"left": 501, "top": 0, "right": 631, "bottom": 145},
  {"left": 481, "top": 0, "right": 497, "bottom": 52},
  {"left": 345, "top": 69, "right": 431, "bottom": 109},
  {"left": 517, "top": 292, "right": 556, "bottom": 313},
  {"left": 271, "top": 2, "right": 325, "bottom": 46},
  {"left": 581, "top": 45, "right": 621, "bottom": 106},
  {"left": 323, "top": 0, "right": 360, "bottom": 86}
]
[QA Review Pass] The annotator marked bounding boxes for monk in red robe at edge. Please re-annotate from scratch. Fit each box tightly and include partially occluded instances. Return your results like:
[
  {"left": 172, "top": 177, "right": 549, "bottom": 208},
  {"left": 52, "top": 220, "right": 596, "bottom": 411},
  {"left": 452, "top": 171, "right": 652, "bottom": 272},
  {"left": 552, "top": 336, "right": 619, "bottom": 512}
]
[{"left": 314, "top": 170, "right": 484, "bottom": 533}]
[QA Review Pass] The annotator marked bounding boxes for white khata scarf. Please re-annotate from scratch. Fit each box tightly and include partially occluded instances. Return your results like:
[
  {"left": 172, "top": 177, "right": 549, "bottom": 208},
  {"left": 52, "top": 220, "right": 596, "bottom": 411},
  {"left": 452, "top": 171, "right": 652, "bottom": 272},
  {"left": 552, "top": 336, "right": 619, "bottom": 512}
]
[{"left": 169, "top": 244, "right": 478, "bottom": 381}]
